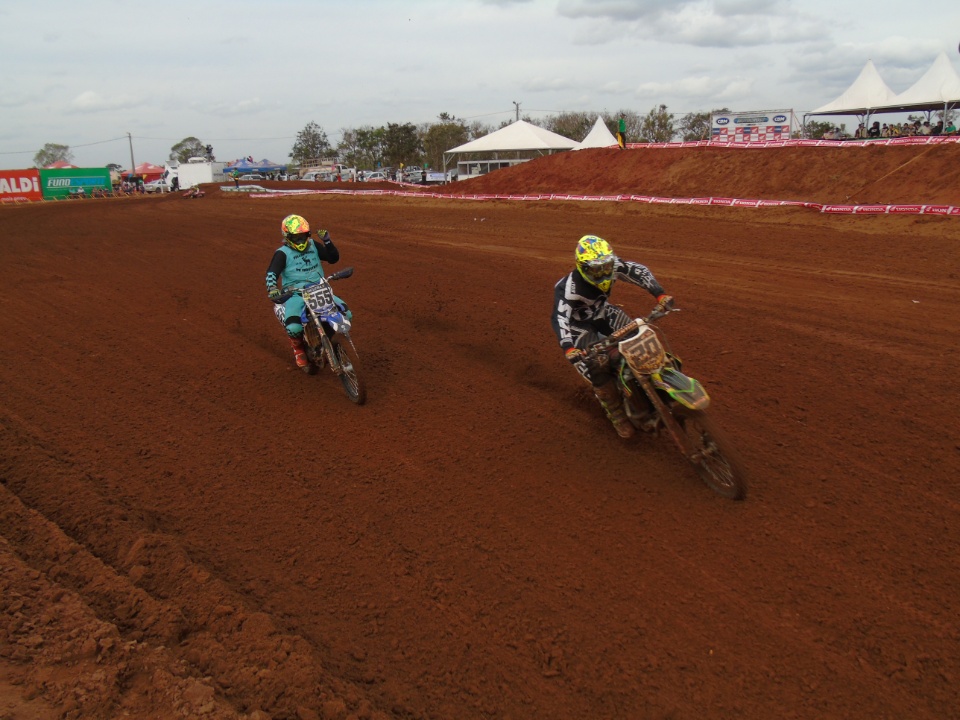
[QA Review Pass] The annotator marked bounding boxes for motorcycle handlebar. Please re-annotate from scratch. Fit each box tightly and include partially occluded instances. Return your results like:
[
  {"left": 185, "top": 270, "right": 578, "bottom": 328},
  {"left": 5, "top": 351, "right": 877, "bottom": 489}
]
[
  {"left": 270, "top": 267, "right": 355, "bottom": 303},
  {"left": 586, "top": 306, "right": 679, "bottom": 354}
]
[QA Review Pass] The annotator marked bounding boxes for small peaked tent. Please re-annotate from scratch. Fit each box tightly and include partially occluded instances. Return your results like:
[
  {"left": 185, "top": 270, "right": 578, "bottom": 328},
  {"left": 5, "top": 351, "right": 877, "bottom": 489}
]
[
  {"left": 874, "top": 52, "right": 960, "bottom": 113},
  {"left": 808, "top": 60, "right": 898, "bottom": 116},
  {"left": 125, "top": 162, "right": 165, "bottom": 181},
  {"left": 225, "top": 158, "right": 258, "bottom": 173},
  {"left": 575, "top": 117, "right": 619, "bottom": 150},
  {"left": 256, "top": 158, "right": 287, "bottom": 172}
]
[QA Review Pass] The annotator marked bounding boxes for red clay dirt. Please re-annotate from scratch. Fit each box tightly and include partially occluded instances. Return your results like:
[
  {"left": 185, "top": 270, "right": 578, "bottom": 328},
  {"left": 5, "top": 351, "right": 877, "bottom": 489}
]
[{"left": 1, "top": 146, "right": 958, "bottom": 720}]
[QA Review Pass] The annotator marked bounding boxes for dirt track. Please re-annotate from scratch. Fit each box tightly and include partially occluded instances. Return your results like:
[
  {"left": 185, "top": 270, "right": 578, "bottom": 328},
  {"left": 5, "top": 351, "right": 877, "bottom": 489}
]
[{"left": 1, "top": 147, "right": 959, "bottom": 719}]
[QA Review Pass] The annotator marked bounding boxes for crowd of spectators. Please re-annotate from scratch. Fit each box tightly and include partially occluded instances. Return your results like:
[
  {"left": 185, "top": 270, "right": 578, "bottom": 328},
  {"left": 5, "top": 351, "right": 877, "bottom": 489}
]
[{"left": 825, "top": 118, "right": 958, "bottom": 140}]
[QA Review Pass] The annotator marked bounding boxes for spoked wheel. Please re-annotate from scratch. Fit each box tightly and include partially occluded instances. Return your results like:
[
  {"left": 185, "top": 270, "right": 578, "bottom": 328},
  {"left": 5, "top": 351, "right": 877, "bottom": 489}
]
[
  {"left": 331, "top": 333, "right": 366, "bottom": 405},
  {"left": 673, "top": 409, "right": 747, "bottom": 500}
]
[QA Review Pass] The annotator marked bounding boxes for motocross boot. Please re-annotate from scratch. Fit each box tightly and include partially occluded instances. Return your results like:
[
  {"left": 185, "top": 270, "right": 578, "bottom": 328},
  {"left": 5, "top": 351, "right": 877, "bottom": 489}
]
[
  {"left": 594, "top": 381, "right": 636, "bottom": 439},
  {"left": 289, "top": 336, "right": 310, "bottom": 371}
]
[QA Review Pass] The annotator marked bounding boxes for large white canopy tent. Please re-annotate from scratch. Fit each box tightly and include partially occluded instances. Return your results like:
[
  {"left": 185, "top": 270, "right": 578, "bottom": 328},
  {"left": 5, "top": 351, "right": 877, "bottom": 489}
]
[
  {"left": 806, "top": 60, "right": 898, "bottom": 128},
  {"left": 806, "top": 54, "right": 960, "bottom": 131},
  {"left": 575, "top": 117, "right": 619, "bottom": 150},
  {"left": 443, "top": 120, "right": 577, "bottom": 180},
  {"left": 874, "top": 52, "right": 960, "bottom": 115}
]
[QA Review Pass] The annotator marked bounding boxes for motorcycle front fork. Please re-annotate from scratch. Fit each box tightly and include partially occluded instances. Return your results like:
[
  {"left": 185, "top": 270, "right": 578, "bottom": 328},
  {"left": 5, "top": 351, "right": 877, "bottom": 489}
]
[{"left": 305, "top": 321, "right": 341, "bottom": 372}]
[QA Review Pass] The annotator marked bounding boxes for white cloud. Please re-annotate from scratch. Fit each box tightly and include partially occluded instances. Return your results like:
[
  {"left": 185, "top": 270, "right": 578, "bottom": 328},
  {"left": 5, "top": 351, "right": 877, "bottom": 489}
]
[{"left": 70, "top": 91, "right": 143, "bottom": 113}]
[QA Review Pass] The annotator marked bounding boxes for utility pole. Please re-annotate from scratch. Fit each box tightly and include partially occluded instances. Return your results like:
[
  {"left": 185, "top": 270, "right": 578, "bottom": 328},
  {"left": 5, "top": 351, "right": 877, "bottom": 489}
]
[
  {"left": 127, "top": 132, "right": 136, "bottom": 177},
  {"left": 513, "top": 101, "right": 520, "bottom": 122}
]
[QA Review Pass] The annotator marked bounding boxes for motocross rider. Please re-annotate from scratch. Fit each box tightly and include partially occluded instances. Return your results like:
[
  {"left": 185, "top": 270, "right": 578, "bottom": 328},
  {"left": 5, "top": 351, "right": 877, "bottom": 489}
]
[
  {"left": 265, "top": 214, "right": 343, "bottom": 370},
  {"left": 551, "top": 235, "right": 674, "bottom": 439}
]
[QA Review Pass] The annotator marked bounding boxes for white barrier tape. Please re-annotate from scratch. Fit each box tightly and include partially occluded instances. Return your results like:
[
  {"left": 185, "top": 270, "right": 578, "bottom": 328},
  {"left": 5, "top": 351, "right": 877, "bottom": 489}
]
[{"left": 248, "top": 188, "right": 959, "bottom": 217}]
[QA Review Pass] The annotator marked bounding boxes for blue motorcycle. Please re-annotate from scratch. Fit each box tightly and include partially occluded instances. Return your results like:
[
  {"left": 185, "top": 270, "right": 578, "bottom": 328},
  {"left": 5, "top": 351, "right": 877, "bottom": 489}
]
[{"left": 276, "top": 267, "right": 366, "bottom": 405}]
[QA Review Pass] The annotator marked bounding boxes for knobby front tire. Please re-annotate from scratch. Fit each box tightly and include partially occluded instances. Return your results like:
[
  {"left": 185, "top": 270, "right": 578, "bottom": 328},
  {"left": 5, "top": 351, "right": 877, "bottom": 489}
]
[
  {"left": 673, "top": 409, "right": 748, "bottom": 500},
  {"left": 331, "top": 333, "right": 367, "bottom": 405}
]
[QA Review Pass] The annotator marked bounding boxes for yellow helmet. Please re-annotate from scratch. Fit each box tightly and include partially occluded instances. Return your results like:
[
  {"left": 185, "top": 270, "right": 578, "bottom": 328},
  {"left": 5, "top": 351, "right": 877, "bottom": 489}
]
[
  {"left": 281, "top": 214, "right": 311, "bottom": 252},
  {"left": 575, "top": 235, "right": 616, "bottom": 292}
]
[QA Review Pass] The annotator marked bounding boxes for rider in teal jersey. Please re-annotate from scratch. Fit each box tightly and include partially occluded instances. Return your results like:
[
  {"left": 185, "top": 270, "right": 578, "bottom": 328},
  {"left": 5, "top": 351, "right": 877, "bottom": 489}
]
[{"left": 265, "top": 214, "right": 342, "bottom": 370}]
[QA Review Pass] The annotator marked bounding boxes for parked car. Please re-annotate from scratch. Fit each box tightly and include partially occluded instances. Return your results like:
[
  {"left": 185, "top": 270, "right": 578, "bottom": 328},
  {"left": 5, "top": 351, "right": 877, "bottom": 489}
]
[
  {"left": 239, "top": 173, "right": 264, "bottom": 181},
  {"left": 300, "top": 171, "right": 320, "bottom": 181},
  {"left": 365, "top": 171, "right": 388, "bottom": 182},
  {"left": 143, "top": 179, "right": 169, "bottom": 193}
]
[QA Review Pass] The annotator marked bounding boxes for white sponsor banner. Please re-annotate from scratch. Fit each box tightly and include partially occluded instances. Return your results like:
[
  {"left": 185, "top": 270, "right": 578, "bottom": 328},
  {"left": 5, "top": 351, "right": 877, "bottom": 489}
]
[{"left": 711, "top": 110, "right": 795, "bottom": 143}]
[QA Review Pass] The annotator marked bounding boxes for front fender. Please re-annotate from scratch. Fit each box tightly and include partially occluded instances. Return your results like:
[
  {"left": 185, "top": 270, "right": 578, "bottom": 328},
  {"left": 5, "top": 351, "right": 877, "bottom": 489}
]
[
  {"left": 652, "top": 367, "right": 710, "bottom": 411},
  {"left": 302, "top": 309, "right": 352, "bottom": 335}
]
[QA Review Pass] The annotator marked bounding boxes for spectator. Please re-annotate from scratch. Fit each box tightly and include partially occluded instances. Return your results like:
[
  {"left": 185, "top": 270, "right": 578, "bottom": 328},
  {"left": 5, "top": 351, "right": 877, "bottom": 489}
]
[
  {"left": 617, "top": 114, "right": 626, "bottom": 149},
  {"left": 944, "top": 120, "right": 957, "bottom": 135},
  {"left": 932, "top": 120, "right": 943, "bottom": 136},
  {"left": 231, "top": 169, "right": 240, "bottom": 188},
  {"left": 919, "top": 121, "right": 931, "bottom": 136},
  {"left": 881, "top": 123, "right": 890, "bottom": 137},
  {"left": 867, "top": 121, "right": 881, "bottom": 138}
]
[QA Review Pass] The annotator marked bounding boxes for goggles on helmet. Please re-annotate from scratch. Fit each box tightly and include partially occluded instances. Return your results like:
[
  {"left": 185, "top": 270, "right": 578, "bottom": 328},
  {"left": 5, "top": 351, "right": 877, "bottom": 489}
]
[
  {"left": 287, "top": 231, "right": 310, "bottom": 252},
  {"left": 581, "top": 255, "right": 614, "bottom": 282}
]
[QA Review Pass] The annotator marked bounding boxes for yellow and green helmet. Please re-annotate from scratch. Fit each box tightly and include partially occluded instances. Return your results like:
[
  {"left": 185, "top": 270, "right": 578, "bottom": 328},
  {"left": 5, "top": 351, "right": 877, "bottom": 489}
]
[
  {"left": 281, "top": 214, "right": 311, "bottom": 252},
  {"left": 575, "top": 235, "right": 616, "bottom": 292}
]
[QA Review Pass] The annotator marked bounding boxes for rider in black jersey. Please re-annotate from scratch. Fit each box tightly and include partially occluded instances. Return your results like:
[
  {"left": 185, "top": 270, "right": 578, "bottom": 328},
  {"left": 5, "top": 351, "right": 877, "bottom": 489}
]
[{"left": 551, "top": 235, "right": 674, "bottom": 438}]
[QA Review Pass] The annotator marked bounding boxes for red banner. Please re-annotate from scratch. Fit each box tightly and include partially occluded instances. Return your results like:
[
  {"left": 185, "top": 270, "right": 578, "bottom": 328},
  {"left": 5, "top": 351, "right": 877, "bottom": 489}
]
[{"left": 0, "top": 169, "right": 42, "bottom": 203}]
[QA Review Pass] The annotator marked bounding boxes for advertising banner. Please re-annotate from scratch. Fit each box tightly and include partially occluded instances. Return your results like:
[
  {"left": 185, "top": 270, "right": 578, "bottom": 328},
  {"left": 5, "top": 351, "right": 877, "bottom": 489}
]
[
  {"left": 0, "top": 169, "right": 43, "bottom": 203},
  {"left": 39, "top": 167, "right": 112, "bottom": 200},
  {"left": 711, "top": 110, "right": 794, "bottom": 143}
]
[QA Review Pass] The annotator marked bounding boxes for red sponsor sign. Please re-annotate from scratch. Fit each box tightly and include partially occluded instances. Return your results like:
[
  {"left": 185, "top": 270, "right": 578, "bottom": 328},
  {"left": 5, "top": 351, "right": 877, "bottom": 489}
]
[
  {"left": 921, "top": 205, "right": 950, "bottom": 215},
  {"left": 0, "top": 169, "right": 42, "bottom": 202},
  {"left": 853, "top": 205, "right": 888, "bottom": 214}
]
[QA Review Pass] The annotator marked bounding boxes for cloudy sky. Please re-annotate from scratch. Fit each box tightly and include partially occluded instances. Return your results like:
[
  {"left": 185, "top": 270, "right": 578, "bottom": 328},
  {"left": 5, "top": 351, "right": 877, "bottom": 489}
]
[{"left": 1, "top": 0, "right": 957, "bottom": 169}]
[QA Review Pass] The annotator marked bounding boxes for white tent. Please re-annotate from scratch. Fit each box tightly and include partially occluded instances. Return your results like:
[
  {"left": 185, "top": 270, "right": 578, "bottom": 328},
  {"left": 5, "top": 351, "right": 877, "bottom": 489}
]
[
  {"left": 575, "top": 117, "right": 619, "bottom": 150},
  {"left": 874, "top": 52, "right": 960, "bottom": 113},
  {"left": 444, "top": 119, "right": 577, "bottom": 180},
  {"left": 446, "top": 120, "right": 578, "bottom": 153},
  {"left": 808, "top": 59, "right": 899, "bottom": 116}
]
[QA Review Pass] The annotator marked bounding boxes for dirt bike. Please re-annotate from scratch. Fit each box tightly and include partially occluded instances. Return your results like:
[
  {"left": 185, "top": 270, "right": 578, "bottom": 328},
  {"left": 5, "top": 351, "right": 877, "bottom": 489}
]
[
  {"left": 584, "top": 306, "right": 748, "bottom": 500},
  {"left": 274, "top": 268, "right": 366, "bottom": 405}
]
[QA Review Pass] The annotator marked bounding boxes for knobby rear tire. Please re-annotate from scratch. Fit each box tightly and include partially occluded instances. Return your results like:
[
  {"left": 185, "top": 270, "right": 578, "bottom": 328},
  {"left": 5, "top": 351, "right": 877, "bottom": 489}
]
[
  {"left": 331, "top": 333, "right": 367, "bottom": 405},
  {"left": 673, "top": 409, "right": 748, "bottom": 500}
]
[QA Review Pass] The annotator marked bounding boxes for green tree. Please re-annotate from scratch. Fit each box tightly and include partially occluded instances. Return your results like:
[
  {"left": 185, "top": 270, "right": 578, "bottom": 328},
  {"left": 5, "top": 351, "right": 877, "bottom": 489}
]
[
  {"left": 422, "top": 113, "right": 469, "bottom": 172},
  {"left": 169, "top": 137, "right": 210, "bottom": 163},
  {"left": 33, "top": 143, "right": 73, "bottom": 168},
  {"left": 544, "top": 111, "right": 595, "bottom": 142},
  {"left": 290, "top": 122, "right": 334, "bottom": 165},
  {"left": 678, "top": 109, "right": 729, "bottom": 141},
  {"left": 638, "top": 104, "right": 676, "bottom": 143},
  {"left": 337, "top": 126, "right": 386, "bottom": 169},
  {"left": 799, "top": 120, "right": 835, "bottom": 139},
  {"left": 383, "top": 122, "right": 422, "bottom": 168}
]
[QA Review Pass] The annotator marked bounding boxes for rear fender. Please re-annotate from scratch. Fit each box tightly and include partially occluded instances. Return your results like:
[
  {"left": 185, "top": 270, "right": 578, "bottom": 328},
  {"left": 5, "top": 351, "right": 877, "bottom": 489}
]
[{"left": 652, "top": 367, "right": 710, "bottom": 410}]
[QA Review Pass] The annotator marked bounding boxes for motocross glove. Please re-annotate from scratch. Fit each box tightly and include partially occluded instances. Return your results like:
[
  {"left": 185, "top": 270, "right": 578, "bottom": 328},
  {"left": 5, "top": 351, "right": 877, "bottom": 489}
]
[
  {"left": 268, "top": 286, "right": 282, "bottom": 301},
  {"left": 656, "top": 294, "right": 675, "bottom": 311},
  {"left": 565, "top": 347, "right": 585, "bottom": 364},
  {"left": 317, "top": 229, "right": 331, "bottom": 242}
]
